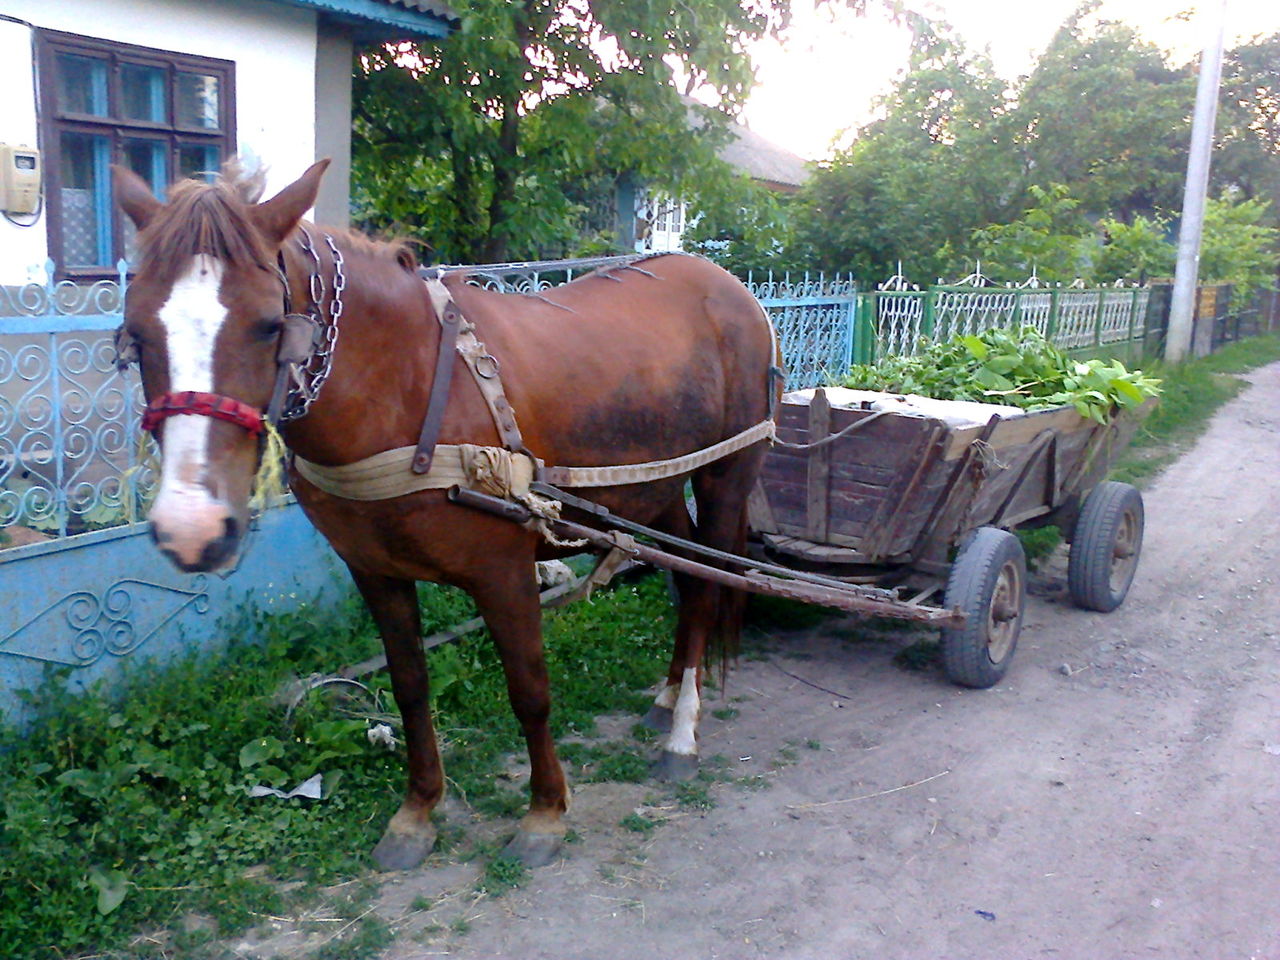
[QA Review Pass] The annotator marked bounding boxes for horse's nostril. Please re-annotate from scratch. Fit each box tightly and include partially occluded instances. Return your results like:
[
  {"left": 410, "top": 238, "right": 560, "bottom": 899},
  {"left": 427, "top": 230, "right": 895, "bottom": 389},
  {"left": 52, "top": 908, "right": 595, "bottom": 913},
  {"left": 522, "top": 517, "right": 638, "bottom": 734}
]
[{"left": 223, "top": 516, "right": 240, "bottom": 541}]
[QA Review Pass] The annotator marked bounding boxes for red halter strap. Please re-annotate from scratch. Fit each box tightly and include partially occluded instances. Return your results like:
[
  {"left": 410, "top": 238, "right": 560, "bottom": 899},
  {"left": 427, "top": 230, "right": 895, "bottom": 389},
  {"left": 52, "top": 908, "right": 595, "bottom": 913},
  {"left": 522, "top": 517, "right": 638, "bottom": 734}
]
[{"left": 141, "top": 391, "right": 266, "bottom": 436}]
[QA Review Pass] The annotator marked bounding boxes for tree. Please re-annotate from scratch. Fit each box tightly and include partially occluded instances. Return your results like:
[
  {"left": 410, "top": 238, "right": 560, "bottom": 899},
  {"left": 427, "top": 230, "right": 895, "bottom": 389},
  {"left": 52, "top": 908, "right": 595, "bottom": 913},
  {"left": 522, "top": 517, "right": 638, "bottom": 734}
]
[
  {"left": 791, "top": 17, "right": 1021, "bottom": 283},
  {"left": 352, "top": 0, "right": 789, "bottom": 263},
  {"left": 1093, "top": 214, "right": 1175, "bottom": 284},
  {"left": 968, "top": 184, "right": 1094, "bottom": 284},
  {"left": 1198, "top": 196, "right": 1280, "bottom": 300},
  {"left": 1013, "top": 2, "right": 1192, "bottom": 222},
  {"left": 1214, "top": 32, "right": 1280, "bottom": 229},
  {"left": 682, "top": 176, "right": 807, "bottom": 277}
]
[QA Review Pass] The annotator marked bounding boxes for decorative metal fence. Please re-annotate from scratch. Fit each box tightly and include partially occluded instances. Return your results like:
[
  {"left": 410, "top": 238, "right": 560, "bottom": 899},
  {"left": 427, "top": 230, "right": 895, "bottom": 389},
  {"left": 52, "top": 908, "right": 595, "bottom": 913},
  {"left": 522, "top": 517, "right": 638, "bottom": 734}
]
[
  {"left": 744, "top": 271, "right": 858, "bottom": 390},
  {"left": 0, "top": 262, "right": 150, "bottom": 542},
  {"left": 862, "top": 278, "right": 1152, "bottom": 366}
]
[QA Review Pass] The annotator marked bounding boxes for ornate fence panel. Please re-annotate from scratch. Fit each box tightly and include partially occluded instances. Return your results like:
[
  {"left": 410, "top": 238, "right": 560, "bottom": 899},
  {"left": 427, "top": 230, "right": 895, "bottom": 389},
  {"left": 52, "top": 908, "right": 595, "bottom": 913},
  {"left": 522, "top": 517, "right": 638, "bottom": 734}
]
[
  {"left": 744, "top": 272, "right": 858, "bottom": 390},
  {"left": 1, "top": 263, "right": 151, "bottom": 540},
  {"left": 862, "top": 283, "right": 1151, "bottom": 362}
]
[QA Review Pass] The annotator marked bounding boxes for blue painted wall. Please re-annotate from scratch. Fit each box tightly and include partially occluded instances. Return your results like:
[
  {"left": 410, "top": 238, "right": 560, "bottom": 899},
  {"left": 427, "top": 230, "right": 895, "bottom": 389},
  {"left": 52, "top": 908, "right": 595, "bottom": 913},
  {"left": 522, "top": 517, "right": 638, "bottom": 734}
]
[{"left": 0, "top": 504, "right": 353, "bottom": 727}]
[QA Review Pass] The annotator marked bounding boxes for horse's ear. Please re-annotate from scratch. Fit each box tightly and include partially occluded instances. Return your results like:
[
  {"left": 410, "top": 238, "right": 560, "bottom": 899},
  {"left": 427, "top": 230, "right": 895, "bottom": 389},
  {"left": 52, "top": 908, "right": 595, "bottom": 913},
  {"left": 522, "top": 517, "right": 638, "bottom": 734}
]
[
  {"left": 112, "top": 164, "right": 162, "bottom": 230},
  {"left": 250, "top": 159, "right": 331, "bottom": 247}
]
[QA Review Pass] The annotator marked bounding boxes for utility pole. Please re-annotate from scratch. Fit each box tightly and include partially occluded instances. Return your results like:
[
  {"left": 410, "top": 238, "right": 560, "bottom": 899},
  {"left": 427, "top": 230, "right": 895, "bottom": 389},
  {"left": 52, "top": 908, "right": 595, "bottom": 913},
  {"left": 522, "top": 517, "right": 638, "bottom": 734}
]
[{"left": 1165, "top": 0, "right": 1228, "bottom": 363}]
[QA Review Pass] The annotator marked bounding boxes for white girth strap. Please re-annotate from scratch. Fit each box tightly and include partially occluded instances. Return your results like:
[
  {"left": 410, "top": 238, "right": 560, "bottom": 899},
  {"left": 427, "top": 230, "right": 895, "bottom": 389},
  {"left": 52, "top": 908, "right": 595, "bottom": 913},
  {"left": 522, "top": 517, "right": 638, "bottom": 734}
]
[
  {"left": 294, "top": 418, "right": 775, "bottom": 501},
  {"left": 295, "top": 443, "right": 537, "bottom": 502},
  {"left": 540, "top": 419, "right": 776, "bottom": 487}
]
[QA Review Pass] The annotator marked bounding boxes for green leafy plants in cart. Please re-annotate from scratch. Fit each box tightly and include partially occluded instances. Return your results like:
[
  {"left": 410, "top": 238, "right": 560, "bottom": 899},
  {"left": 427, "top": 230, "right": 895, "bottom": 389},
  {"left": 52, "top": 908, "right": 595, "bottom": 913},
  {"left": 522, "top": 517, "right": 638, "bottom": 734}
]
[{"left": 842, "top": 326, "right": 1161, "bottom": 422}]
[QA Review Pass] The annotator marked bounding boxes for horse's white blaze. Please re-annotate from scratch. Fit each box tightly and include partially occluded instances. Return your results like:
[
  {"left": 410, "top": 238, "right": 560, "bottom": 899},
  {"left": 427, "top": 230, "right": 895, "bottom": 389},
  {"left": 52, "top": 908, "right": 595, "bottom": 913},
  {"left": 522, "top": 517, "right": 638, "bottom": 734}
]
[
  {"left": 653, "top": 681, "right": 680, "bottom": 711},
  {"left": 665, "top": 667, "right": 700, "bottom": 756},
  {"left": 154, "top": 255, "right": 227, "bottom": 507}
]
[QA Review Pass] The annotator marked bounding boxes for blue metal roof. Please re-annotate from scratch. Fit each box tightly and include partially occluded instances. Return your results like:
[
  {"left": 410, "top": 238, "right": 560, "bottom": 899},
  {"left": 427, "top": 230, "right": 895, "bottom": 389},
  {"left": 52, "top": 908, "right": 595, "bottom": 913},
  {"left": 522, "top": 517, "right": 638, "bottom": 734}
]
[{"left": 265, "top": 0, "right": 457, "bottom": 40}]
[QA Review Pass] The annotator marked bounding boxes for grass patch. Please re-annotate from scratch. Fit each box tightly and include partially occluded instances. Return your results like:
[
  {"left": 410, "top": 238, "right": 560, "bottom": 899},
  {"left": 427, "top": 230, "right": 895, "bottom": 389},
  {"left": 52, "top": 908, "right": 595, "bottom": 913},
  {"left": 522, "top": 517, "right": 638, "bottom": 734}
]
[
  {"left": 311, "top": 915, "right": 394, "bottom": 960},
  {"left": 559, "top": 741, "right": 650, "bottom": 784},
  {"left": 0, "top": 574, "right": 676, "bottom": 960},
  {"left": 672, "top": 780, "right": 715, "bottom": 811},
  {"left": 1016, "top": 525, "right": 1062, "bottom": 567},
  {"left": 478, "top": 855, "right": 530, "bottom": 897},
  {"left": 620, "top": 813, "right": 658, "bottom": 835},
  {"left": 1111, "top": 333, "right": 1280, "bottom": 486}
]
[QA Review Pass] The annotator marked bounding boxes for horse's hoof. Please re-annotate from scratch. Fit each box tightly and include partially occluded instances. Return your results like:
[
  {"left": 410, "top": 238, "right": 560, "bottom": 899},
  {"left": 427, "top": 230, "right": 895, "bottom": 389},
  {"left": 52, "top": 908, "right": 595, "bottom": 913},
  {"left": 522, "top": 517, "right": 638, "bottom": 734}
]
[
  {"left": 371, "top": 823, "right": 436, "bottom": 872},
  {"left": 652, "top": 750, "right": 699, "bottom": 782},
  {"left": 641, "top": 704, "right": 674, "bottom": 733},
  {"left": 503, "top": 829, "right": 563, "bottom": 868}
]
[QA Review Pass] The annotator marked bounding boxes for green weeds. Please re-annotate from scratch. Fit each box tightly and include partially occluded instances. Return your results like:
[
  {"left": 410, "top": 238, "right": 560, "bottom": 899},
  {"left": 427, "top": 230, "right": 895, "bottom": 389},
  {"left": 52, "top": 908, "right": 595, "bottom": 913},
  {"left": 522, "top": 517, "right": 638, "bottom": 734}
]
[
  {"left": 0, "top": 574, "right": 676, "bottom": 960},
  {"left": 1111, "top": 333, "right": 1280, "bottom": 486},
  {"left": 478, "top": 856, "right": 530, "bottom": 897}
]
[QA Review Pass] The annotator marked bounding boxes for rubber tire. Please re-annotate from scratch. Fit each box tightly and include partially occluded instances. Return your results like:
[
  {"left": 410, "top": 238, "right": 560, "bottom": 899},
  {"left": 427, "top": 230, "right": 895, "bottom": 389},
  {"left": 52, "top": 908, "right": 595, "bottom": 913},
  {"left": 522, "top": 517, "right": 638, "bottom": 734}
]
[
  {"left": 940, "top": 527, "right": 1027, "bottom": 689},
  {"left": 1068, "top": 481, "right": 1144, "bottom": 613}
]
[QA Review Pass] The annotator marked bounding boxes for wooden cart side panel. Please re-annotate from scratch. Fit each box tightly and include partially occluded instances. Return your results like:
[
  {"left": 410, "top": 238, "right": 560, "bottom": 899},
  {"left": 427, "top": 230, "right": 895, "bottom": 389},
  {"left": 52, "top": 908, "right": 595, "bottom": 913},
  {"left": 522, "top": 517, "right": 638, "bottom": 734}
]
[
  {"left": 942, "top": 405, "right": 1086, "bottom": 459},
  {"left": 965, "top": 426, "right": 1091, "bottom": 528},
  {"left": 760, "top": 400, "right": 954, "bottom": 561}
]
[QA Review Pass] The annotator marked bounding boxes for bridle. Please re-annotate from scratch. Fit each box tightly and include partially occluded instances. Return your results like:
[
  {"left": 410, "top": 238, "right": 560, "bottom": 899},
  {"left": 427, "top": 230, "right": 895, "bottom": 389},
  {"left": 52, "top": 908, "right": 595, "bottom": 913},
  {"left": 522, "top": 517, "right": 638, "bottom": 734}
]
[{"left": 115, "top": 226, "right": 344, "bottom": 438}]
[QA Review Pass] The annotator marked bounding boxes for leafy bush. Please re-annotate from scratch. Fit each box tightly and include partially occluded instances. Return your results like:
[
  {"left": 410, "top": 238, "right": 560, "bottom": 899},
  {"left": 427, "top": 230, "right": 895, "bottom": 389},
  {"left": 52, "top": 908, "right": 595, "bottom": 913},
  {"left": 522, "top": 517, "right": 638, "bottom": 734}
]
[{"left": 842, "top": 325, "right": 1161, "bottom": 422}]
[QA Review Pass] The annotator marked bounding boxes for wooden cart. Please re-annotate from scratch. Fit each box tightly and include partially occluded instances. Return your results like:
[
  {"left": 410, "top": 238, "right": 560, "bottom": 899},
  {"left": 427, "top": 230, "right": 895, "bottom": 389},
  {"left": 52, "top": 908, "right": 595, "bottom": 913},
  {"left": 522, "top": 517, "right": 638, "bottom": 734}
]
[
  {"left": 748, "top": 388, "right": 1154, "bottom": 687},
  {"left": 453, "top": 386, "right": 1152, "bottom": 691}
]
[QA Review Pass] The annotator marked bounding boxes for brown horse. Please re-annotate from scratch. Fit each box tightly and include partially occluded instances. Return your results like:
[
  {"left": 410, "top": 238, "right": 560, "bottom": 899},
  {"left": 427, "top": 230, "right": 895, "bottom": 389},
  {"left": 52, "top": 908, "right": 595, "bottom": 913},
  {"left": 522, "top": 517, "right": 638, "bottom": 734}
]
[{"left": 113, "top": 161, "right": 778, "bottom": 870}]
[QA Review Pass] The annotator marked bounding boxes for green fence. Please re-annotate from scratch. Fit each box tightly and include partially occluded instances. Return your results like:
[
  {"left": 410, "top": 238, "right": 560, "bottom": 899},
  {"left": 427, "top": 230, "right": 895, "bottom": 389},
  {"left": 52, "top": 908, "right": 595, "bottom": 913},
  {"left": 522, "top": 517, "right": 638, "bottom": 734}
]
[{"left": 856, "top": 283, "right": 1153, "bottom": 365}]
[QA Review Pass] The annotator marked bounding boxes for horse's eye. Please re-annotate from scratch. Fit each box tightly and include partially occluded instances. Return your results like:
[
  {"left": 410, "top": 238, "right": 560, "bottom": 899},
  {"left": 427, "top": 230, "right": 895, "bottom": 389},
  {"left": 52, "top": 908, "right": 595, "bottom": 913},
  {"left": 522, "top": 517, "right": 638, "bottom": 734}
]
[{"left": 253, "top": 317, "right": 284, "bottom": 342}]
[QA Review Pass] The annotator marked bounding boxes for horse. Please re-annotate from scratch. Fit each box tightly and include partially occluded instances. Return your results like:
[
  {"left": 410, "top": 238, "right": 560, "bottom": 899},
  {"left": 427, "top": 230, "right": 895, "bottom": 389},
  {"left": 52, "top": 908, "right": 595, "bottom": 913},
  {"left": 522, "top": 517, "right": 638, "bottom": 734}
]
[{"left": 112, "top": 160, "right": 779, "bottom": 870}]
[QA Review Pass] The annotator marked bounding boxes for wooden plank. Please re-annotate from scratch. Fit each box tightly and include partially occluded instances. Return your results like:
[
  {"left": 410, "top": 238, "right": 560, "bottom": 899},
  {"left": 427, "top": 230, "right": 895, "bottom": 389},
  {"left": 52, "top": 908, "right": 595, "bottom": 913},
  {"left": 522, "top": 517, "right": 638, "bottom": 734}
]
[
  {"left": 804, "top": 389, "right": 832, "bottom": 542},
  {"left": 747, "top": 480, "right": 778, "bottom": 534},
  {"left": 943, "top": 406, "right": 1086, "bottom": 458}
]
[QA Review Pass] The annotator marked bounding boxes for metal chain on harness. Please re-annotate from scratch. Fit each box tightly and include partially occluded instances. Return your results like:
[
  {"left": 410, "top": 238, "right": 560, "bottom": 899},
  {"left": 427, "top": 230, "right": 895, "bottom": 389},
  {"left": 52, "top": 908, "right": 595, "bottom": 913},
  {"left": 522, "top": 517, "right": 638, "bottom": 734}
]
[{"left": 277, "top": 227, "right": 344, "bottom": 423}]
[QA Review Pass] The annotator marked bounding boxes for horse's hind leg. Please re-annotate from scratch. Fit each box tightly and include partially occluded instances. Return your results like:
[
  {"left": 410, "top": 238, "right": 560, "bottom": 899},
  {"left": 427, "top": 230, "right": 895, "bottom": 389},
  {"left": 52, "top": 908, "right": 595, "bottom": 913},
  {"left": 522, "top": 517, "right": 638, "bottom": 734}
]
[
  {"left": 350, "top": 569, "right": 444, "bottom": 871},
  {"left": 643, "top": 496, "right": 698, "bottom": 735},
  {"left": 653, "top": 451, "right": 762, "bottom": 781},
  {"left": 469, "top": 561, "right": 570, "bottom": 867}
]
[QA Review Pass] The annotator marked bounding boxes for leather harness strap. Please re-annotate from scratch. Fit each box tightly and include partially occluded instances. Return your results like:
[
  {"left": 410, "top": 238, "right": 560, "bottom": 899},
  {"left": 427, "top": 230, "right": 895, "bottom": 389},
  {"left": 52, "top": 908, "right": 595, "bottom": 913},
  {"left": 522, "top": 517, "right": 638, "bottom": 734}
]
[
  {"left": 413, "top": 291, "right": 465, "bottom": 474},
  {"left": 418, "top": 277, "right": 527, "bottom": 460},
  {"left": 293, "top": 419, "right": 777, "bottom": 501},
  {"left": 540, "top": 420, "right": 777, "bottom": 487}
]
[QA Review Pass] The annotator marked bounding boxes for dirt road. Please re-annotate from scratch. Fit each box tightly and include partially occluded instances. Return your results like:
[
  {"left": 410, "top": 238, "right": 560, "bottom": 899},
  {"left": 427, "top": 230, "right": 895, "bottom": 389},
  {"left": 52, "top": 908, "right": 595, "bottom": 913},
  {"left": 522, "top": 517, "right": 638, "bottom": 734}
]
[{"left": 368, "top": 363, "right": 1280, "bottom": 960}]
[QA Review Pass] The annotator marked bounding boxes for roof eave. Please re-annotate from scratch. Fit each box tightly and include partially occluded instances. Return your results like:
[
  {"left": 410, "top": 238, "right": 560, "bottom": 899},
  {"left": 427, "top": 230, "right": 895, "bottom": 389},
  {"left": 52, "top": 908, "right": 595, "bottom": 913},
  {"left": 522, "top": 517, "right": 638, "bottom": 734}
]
[{"left": 264, "top": 0, "right": 456, "bottom": 41}]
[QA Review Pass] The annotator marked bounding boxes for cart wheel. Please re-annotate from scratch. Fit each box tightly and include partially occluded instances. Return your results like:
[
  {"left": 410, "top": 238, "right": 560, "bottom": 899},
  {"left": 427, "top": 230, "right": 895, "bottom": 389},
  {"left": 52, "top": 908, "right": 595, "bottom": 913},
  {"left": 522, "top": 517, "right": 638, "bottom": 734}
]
[
  {"left": 1068, "top": 481, "right": 1144, "bottom": 612},
  {"left": 941, "top": 527, "right": 1026, "bottom": 689}
]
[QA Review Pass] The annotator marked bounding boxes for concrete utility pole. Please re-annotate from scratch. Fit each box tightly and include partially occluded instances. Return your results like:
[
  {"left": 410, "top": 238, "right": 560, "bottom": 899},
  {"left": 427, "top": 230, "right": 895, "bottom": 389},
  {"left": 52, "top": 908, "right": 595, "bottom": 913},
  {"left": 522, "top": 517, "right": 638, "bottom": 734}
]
[{"left": 1165, "top": 0, "right": 1228, "bottom": 362}]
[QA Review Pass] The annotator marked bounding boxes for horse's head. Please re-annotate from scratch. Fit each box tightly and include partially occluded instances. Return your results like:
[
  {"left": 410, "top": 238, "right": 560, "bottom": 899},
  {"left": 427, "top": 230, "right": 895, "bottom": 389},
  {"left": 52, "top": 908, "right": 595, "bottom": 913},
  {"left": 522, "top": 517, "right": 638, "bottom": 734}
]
[{"left": 115, "top": 160, "right": 329, "bottom": 572}]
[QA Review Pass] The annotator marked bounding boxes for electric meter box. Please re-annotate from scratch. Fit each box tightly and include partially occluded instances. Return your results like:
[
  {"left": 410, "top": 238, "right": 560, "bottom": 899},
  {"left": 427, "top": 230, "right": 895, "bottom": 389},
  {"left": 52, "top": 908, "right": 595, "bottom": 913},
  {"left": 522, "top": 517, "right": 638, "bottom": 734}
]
[{"left": 1, "top": 144, "right": 41, "bottom": 216}]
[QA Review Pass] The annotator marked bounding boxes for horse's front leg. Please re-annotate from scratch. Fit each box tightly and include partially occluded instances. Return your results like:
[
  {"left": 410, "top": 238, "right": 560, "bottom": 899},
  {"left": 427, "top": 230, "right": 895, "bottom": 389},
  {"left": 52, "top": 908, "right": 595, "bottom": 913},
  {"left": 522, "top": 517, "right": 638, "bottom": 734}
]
[
  {"left": 469, "top": 564, "right": 569, "bottom": 867},
  {"left": 349, "top": 568, "right": 444, "bottom": 871}
]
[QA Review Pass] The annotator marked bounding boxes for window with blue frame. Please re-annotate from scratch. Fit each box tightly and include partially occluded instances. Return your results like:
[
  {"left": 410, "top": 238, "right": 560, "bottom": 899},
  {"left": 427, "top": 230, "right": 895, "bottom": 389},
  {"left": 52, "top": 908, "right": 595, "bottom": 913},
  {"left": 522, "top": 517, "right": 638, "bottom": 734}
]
[{"left": 37, "top": 31, "right": 235, "bottom": 277}]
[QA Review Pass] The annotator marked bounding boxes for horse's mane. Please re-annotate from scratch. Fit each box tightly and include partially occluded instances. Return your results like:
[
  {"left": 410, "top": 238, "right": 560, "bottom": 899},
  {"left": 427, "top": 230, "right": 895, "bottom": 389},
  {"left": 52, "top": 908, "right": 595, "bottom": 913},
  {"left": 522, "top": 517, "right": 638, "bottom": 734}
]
[
  {"left": 137, "top": 164, "right": 418, "bottom": 282},
  {"left": 135, "top": 167, "right": 271, "bottom": 282}
]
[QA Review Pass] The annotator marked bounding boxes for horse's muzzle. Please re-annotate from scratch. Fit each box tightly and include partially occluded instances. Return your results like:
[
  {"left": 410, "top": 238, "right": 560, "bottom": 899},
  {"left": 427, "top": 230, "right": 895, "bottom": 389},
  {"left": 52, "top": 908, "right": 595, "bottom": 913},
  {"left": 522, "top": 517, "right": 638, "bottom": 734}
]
[{"left": 150, "top": 501, "right": 243, "bottom": 572}]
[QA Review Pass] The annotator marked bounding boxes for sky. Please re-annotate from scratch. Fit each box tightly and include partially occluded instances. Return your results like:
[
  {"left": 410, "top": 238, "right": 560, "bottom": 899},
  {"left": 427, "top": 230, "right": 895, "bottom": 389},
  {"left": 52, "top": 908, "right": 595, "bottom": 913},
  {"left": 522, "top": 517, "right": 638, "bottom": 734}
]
[{"left": 741, "top": 0, "right": 1280, "bottom": 160}]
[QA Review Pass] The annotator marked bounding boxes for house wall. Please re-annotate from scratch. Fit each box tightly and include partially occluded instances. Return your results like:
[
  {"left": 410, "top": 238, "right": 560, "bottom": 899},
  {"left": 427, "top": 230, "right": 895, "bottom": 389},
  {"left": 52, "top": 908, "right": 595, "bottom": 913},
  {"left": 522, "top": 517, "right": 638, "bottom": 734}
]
[
  {"left": 0, "top": 0, "right": 320, "bottom": 286},
  {"left": 313, "top": 23, "right": 353, "bottom": 227}
]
